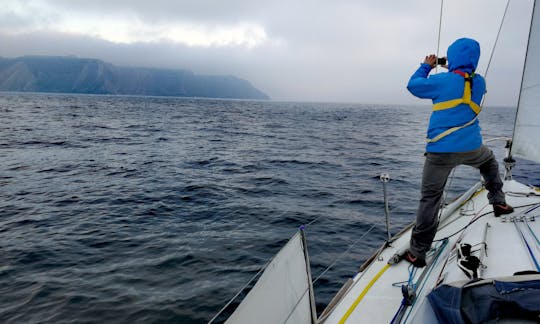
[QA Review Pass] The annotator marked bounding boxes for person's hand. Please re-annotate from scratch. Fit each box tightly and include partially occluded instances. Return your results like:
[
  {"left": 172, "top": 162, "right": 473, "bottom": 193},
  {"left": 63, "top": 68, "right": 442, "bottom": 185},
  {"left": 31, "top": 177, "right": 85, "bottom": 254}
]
[{"left": 424, "top": 54, "right": 437, "bottom": 68}]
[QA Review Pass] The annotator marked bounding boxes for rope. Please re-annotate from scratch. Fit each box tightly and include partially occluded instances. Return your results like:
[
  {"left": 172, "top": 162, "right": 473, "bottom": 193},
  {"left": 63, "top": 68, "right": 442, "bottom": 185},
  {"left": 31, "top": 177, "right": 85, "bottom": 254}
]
[
  {"left": 401, "top": 239, "right": 449, "bottom": 324},
  {"left": 525, "top": 203, "right": 540, "bottom": 215},
  {"left": 390, "top": 301, "right": 407, "bottom": 324},
  {"left": 524, "top": 218, "right": 540, "bottom": 246},
  {"left": 434, "top": 202, "right": 540, "bottom": 243},
  {"left": 390, "top": 263, "right": 419, "bottom": 288},
  {"left": 389, "top": 239, "right": 449, "bottom": 324},
  {"left": 512, "top": 219, "right": 540, "bottom": 271},
  {"left": 507, "top": 191, "right": 540, "bottom": 197},
  {"left": 484, "top": 136, "right": 511, "bottom": 144},
  {"left": 407, "top": 265, "right": 418, "bottom": 288}
]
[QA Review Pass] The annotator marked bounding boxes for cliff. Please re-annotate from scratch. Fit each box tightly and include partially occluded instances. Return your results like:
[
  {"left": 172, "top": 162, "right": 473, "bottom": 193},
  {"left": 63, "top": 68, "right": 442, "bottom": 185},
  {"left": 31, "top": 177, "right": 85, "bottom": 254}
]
[{"left": 0, "top": 56, "right": 269, "bottom": 100}]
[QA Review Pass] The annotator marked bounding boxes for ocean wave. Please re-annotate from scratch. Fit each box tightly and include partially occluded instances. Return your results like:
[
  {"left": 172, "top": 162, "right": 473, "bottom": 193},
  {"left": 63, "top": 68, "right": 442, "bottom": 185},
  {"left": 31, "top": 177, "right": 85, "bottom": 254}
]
[{"left": 0, "top": 93, "right": 535, "bottom": 323}]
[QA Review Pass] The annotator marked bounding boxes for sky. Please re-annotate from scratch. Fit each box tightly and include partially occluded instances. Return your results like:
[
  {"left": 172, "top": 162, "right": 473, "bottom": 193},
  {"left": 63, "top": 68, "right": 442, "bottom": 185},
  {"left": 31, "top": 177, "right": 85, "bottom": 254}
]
[{"left": 0, "top": 0, "right": 534, "bottom": 105}]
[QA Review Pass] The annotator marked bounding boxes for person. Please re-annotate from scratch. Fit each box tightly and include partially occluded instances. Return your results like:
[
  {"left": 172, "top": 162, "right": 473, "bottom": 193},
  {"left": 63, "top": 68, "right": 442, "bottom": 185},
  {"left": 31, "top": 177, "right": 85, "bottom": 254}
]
[{"left": 404, "top": 38, "right": 513, "bottom": 267}]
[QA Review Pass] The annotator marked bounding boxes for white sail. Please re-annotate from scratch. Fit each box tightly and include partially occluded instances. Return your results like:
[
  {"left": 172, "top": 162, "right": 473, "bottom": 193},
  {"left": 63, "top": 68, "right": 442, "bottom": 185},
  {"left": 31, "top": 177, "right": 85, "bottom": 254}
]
[
  {"left": 512, "top": 1, "right": 540, "bottom": 163},
  {"left": 226, "top": 231, "right": 315, "bottom": 324}
]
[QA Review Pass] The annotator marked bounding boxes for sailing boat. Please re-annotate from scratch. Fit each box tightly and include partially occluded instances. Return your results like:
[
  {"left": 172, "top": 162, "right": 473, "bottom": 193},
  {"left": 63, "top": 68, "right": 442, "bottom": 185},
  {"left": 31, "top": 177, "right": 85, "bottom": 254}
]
[{"left": 215, "top": 1, "right": 540, "bottom": 323}]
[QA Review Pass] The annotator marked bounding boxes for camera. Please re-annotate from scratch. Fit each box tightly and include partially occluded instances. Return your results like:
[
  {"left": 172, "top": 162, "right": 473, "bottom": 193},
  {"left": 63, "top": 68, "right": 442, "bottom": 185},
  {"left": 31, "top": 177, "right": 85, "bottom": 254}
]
[{"left": 437, "top": 57, "right": 447, "bottom": 65}]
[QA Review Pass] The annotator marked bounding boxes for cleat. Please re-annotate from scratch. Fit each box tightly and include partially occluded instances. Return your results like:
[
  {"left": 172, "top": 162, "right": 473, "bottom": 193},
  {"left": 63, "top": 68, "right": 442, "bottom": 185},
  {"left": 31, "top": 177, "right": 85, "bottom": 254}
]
[
  {"left": 493, "top": 203, "right": 514, "bottom": 217},
  {"left": 403, "top": 250, "right": 426, "bottom": 268}
]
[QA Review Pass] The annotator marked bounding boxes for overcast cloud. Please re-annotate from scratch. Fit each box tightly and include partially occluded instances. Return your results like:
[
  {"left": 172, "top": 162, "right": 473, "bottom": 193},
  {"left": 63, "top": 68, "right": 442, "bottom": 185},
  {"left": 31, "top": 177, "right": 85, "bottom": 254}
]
[{"left": 0, "top": 0, "right": 534, "bottom": 105}]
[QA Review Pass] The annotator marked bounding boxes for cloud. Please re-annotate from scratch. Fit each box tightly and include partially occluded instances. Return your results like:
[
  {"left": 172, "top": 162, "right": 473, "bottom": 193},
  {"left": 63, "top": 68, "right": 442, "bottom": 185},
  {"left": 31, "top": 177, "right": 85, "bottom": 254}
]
[
  {"left": 0, "top": 0, "right": 272, "bottom": 48},
  {"left": 61, "top": 18, "right": 268, "bottom": 47},
  {"left": 0, "top": 0, "right": 534, "bottom": 105}
]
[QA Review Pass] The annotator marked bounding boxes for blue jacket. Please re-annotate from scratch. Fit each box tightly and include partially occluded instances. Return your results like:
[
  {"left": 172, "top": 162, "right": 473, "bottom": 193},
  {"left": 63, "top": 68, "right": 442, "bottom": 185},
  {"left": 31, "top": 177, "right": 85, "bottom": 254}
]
[{"left": 407, "top": 38, "right": 486, "bottom": 153}]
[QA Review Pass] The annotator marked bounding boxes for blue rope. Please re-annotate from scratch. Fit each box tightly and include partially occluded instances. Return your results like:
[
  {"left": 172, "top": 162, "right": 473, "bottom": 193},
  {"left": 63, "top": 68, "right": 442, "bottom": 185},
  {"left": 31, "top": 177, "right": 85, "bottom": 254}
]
[
  {"left": 389, "top": 301, "right": 406, "bottom": 324},
  {"left": 407, "top": 265, "right": 418, "bottom": 288},
  {"left": 523, "top": 204, "right": 540, "bottom": 246},
  {"left": 389, "top": 264, "right": 417, "bottom": 323},
  {"left": 524, "top": 203, "right": 540, "bottom": 215},
  {"left": 513, "top": 220, "right": 540, "bottom": 271},
  {"left": 521, "top": 232, "right": 540, "bottom": 271},
  {"left": 524, "top": 220, "right": 540, "bottom": 246},
  {"left": 391, "top": 260, "right": 419, "bottom": 288},
  {"left": 389, "top": 239, "right": 449, "bottom": 324},
  {"left": 401, "top": 239, "right": 449, "bottom": 324}
]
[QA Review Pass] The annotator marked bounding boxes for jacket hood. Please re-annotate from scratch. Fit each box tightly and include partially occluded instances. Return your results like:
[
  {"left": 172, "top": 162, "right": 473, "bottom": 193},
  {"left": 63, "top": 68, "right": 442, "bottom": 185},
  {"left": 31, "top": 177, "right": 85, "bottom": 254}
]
[{"left": 447, "top": 38, "right": 480, "bottom": 73}]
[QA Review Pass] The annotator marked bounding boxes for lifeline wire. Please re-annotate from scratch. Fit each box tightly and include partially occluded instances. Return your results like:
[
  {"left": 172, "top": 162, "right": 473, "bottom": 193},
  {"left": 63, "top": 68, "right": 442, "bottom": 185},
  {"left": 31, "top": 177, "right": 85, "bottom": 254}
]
[{"left": 312, "top": 223, "right": 379, "bottom": 284}]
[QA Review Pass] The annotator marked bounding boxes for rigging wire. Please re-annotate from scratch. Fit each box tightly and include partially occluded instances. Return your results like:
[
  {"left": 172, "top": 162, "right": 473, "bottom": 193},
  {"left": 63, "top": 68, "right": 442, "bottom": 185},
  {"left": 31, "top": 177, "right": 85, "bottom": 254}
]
[
  {"left": 480, "top": 0, "right": 511, "bottom": 108},
  {"left": 435, "top": 0, "right": 444, "bottom": 74}
]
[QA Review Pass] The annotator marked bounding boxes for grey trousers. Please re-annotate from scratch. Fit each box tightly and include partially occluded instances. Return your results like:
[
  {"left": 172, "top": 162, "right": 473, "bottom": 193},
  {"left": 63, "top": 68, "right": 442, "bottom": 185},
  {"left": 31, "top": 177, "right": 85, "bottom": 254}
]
[{"left": 409, "top": 145, "right": 505, "bottom": 259}]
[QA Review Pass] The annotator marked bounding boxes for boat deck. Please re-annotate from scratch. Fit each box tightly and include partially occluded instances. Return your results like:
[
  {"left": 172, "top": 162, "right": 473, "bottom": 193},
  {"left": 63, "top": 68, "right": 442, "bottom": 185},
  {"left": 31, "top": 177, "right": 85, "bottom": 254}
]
[{"left": 321, "top": 180, "right": 540, "bottom": 323}]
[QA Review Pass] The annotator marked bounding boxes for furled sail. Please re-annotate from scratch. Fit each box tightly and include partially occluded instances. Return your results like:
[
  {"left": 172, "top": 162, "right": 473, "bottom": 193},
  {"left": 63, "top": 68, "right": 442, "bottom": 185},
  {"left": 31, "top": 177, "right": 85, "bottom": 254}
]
[
  {"left": 512, "top": 0, "right": 540, "bottom": 163},
  {"left": 226, "top": 231, "right": 316, "bottom": 324}
]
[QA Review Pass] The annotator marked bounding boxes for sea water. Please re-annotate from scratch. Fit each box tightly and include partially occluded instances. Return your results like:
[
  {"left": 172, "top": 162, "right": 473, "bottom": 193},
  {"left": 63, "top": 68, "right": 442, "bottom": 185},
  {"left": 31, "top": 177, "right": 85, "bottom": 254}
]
[{"left": 1, "top": 92, "right": 538, "bottom": 323}]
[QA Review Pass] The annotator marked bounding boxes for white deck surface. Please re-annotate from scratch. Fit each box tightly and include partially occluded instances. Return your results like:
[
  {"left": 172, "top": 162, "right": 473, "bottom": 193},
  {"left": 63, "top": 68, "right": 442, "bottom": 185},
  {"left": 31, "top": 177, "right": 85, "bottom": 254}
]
[{"left": 322, "top": 180, "right": 540, "bottom": 324}]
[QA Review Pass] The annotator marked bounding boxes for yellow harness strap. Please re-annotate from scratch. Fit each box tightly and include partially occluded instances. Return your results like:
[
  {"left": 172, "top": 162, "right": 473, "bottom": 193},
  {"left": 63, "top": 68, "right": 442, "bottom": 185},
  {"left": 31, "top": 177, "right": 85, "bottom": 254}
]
[
  {"left": 426, "top": 116, "right": 478, "bottom": 143},
  {"left": 427, "top": 73, "right": 481, "bottom": 143},
  {"left": 432, "top": 73, "right": 481, "bottom": 114}
]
